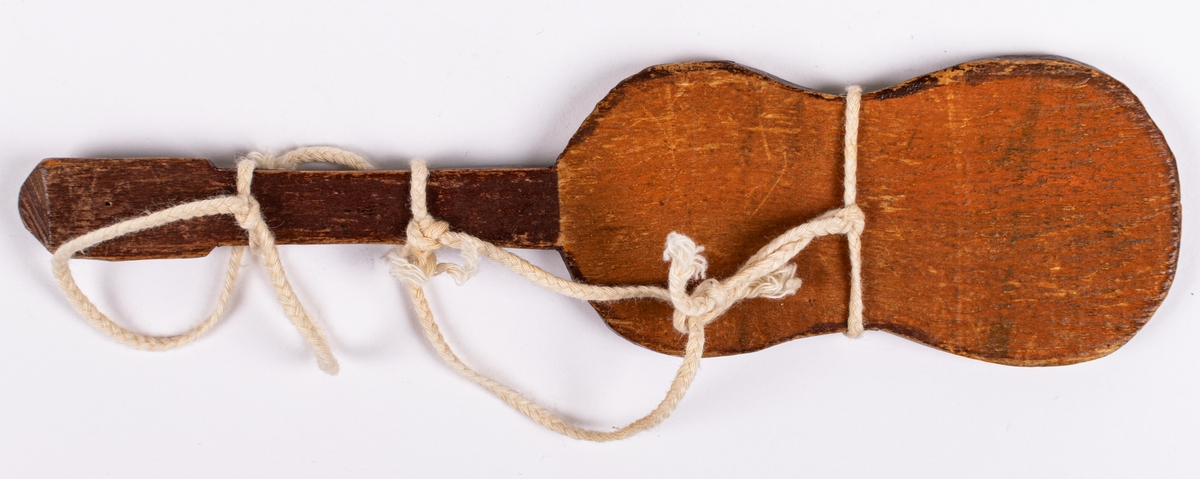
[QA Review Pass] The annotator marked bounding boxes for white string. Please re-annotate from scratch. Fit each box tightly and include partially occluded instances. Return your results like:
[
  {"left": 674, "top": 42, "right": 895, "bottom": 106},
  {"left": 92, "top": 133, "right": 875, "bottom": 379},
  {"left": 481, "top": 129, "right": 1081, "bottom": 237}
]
[
  {"left": 50, "top": 146, "right": 373, "bottom": 374},
  {"left": 844, "top": 85, "right": 866, "bottom": 337},
  {"left": 51, "top": 83, "right": 866, "bottom": 439},
  {"left": 389, "top": 93, "right": 866, "bottom": 436}
]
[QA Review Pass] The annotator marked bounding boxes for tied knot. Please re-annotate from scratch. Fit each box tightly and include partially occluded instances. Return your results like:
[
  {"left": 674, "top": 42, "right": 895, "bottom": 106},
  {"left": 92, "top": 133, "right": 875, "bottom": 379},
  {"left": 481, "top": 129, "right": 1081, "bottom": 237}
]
[
  {"left": 663, "top": 233, "right": 723, "bottom": 320},
  {"left": 835, "top": 204, "right": 865, "bottom": 236},
  {"left": 685, "top": 279, "right": 729, "bottom": 317},
  {"left": 233, "top": 153, "right": 301, "bottom": 233},
  {"left": 663, "top": 232, "right": 803, "bottom": 333},
  {"left": 242, "top": 151, "right": 283, "bottom": 170},
  {"left": 806, "top": 204, "right": 864, "bottom": 237},
  {"left": 388, "top": 160, "right": 479, "bottom": 286},
  {"left": 232, "top": 196, "right": 264, "bottom": 236},
  {"left": 47, "top": 147, "right": 382, "bottom": 376},
  {"left": 406, "top": 216, "right": 451, "bottom": 252},
  {"left": 232, "top": 159, "right": 267, "bottom": 249}
]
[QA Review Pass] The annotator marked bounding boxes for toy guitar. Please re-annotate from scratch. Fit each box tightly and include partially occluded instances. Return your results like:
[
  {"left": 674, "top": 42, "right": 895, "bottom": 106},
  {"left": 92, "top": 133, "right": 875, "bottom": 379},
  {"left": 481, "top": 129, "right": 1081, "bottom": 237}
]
[{"left": 20, "top": 56, "right": 1180, "bottom": 369}]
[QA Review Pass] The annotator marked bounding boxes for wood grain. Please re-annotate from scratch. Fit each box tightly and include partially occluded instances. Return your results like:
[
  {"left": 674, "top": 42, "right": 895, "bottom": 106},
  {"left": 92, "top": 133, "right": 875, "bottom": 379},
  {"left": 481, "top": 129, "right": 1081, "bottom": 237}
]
[
  {"left": 557, "top": 57, "right": 1179, "bottom": 365},
  {"left": 20, "top": 159, "right": 559, "bottom": 260},
  {"left": 19, "top": 57, "right": 1180, "bottom": 366}
]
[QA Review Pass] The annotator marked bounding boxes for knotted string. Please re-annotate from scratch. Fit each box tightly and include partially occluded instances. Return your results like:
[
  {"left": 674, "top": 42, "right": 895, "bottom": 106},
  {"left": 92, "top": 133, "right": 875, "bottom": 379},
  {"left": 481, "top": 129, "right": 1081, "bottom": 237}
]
[
  {"left": 51, "top": 146, "right": 373, "bottom": 374},
  {"left": 387, "top": 86, "right": 865, "bottom": 440},
  {"left": 49, "top": 85, "right": 867, "bottom": 440},
  {"left": 388, "top": 147, "right": 864, "bottom": 440},
  {"left": 843, "top": 85, "right": 866, "bottom": 337}
]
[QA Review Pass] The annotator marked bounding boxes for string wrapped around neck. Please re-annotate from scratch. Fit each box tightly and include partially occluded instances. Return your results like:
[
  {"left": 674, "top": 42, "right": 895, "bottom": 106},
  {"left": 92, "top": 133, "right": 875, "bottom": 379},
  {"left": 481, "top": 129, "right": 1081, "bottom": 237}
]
[
  {"left": 48, "top": 84, "right": 867, "bottom": 440},
  {"left": 50, "top": 147, "right": 374, "bottom": 374},
  {"left": 388, "top": 85, "right": 865, "bottom": 440}
]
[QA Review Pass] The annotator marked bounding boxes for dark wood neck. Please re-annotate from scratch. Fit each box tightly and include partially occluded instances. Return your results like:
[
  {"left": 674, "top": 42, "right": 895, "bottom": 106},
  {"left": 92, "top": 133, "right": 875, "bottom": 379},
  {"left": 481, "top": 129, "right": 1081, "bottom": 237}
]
[{"left": 19, "top": 158, "right": 560, "bottom": 261}]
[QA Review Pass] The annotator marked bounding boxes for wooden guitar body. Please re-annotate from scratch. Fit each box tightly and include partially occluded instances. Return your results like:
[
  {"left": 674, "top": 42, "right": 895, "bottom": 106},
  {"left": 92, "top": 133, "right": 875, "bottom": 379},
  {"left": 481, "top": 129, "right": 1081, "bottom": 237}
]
[{"left": 20, "top": 57, "right": 1181, "bottom": 366}]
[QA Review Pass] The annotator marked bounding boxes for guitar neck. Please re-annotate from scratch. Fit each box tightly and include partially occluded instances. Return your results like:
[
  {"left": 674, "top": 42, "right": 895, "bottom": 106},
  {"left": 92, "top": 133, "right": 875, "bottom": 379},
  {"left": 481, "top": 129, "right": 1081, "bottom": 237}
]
[{"left": 19, "top": 158, "right": 561, "bottom": 261}]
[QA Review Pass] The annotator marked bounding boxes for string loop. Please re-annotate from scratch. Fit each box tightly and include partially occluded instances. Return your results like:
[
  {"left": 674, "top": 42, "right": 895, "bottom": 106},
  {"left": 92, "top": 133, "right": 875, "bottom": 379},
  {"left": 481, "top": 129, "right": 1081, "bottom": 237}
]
[
  {"left": 385, "top": 85, "right": 864, "bottom": 439},
  {"left": 49, "top": 147, "right": 375, "bottom": 374},
  {"left": 49, "top": 83, "right": 867, "bottom": 440},
  {"left": 388, "top": 145, "right": 864, "bottom": 440}
]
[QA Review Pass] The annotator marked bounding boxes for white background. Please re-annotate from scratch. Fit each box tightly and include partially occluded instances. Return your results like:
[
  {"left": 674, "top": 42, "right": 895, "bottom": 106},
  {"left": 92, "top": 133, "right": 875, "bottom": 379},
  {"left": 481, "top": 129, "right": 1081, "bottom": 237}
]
[{"left": 2, "top": 1, "right": 1197, "bottom": 477}]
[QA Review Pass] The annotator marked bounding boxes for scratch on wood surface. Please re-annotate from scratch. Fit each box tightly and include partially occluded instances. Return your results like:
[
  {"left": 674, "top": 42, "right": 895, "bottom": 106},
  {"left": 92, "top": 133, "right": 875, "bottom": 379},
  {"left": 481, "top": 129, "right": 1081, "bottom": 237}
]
[
  {"left": 30, "top": 59, "right": 1176, "bottom": 367},
  {"left": 745, "top": 111, "right": 785, "bottom": 221}
]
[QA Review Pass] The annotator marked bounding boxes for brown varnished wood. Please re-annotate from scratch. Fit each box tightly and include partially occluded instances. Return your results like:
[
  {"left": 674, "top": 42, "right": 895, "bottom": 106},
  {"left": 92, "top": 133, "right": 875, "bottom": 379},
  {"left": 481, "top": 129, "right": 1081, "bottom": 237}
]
[
  {"left": 557, "top": 57, "right": 1179, "bottom": 365},
  {"left": 19, "top": 57, "right": 1180, "bottom": 366},
  {"left": 859, "top": 59, "right": 1179, "bottom": 365},
  {"left": 556, "top": 62, "right": 851, "bottom": 361},
  {"left": 19, "top": 159, "right": 559, "bottom": 260}
]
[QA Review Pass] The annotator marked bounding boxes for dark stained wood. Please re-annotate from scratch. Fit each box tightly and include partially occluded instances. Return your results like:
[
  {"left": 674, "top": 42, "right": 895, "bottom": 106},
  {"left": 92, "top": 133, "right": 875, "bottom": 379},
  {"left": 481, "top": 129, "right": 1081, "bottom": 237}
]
[
  {"left": 18, "top": 57, "right": 1180, "bottom": 366},
  {"left": 19, "top": 159, "right": 559, "bottom": 260}
]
